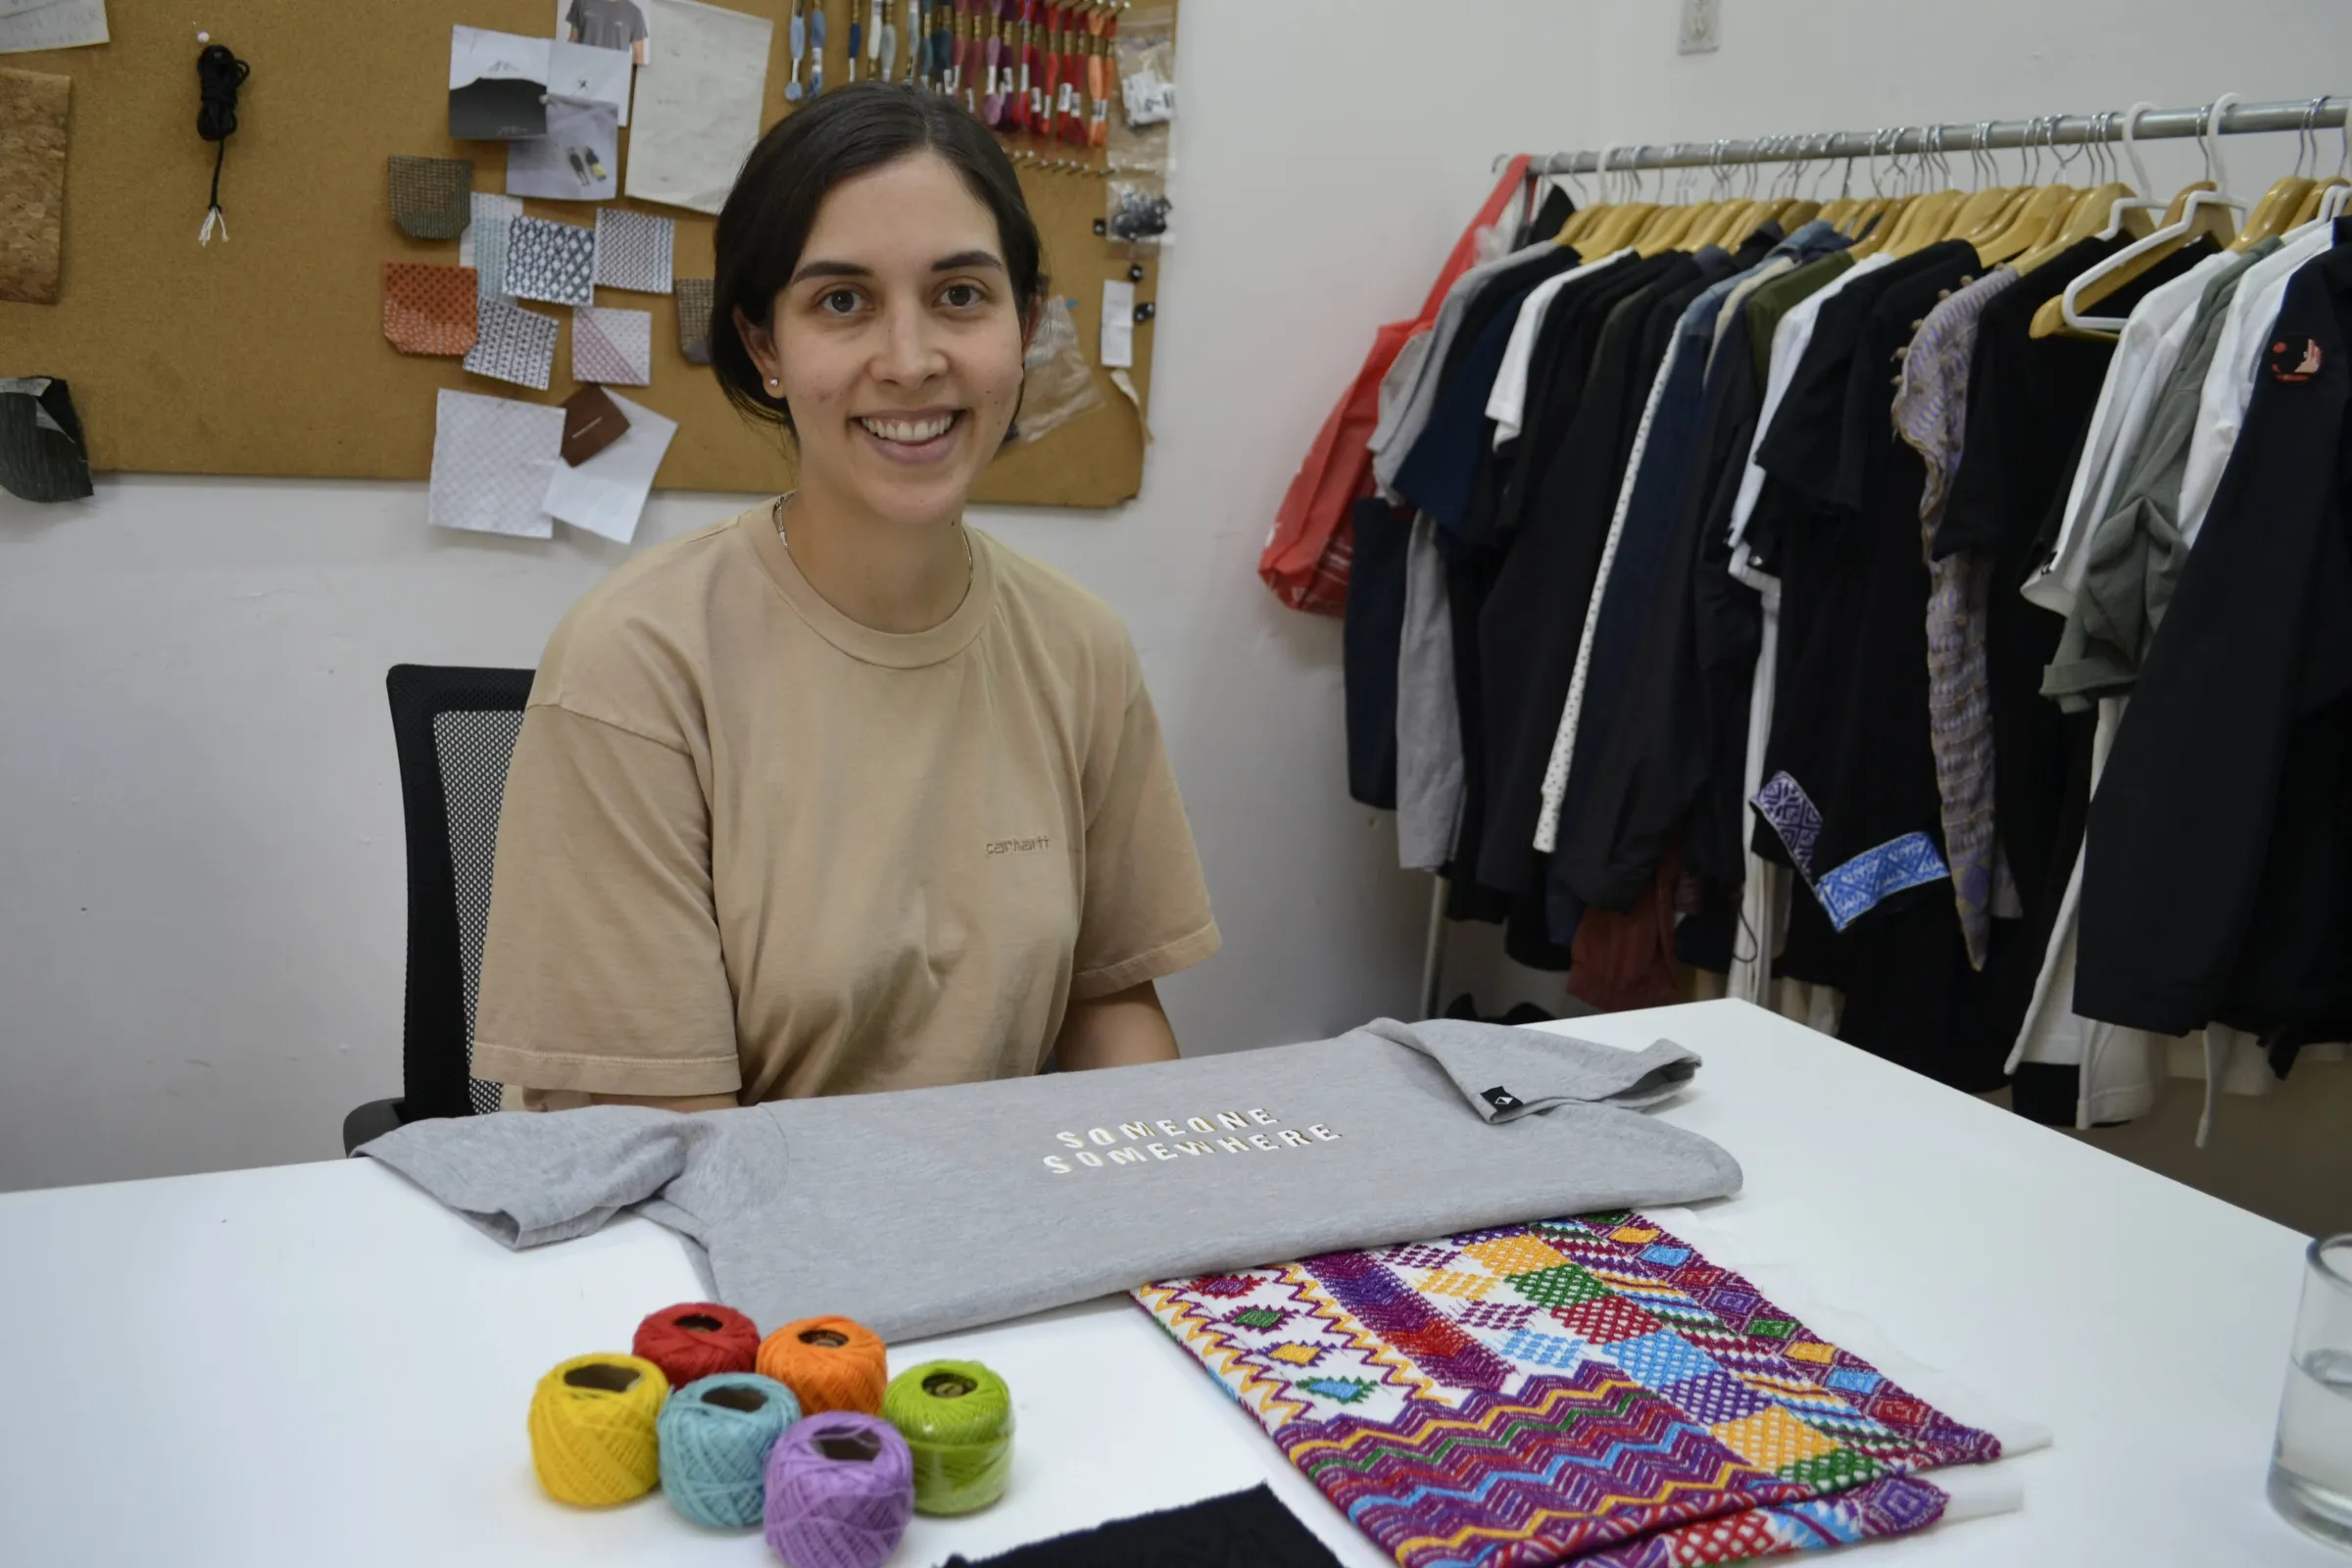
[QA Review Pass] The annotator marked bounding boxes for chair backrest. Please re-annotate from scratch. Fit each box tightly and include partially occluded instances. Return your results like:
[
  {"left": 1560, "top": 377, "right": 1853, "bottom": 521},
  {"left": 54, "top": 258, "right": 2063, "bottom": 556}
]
[{"left": 386, "top": 664, "right": 535, "bottom": 1119}]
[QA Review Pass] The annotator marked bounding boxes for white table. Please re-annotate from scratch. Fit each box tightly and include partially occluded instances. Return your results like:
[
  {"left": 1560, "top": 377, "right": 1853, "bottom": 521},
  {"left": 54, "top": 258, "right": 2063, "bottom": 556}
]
[{"left": 0, "top": 1000, "right": 2334, "bottom": 1565}]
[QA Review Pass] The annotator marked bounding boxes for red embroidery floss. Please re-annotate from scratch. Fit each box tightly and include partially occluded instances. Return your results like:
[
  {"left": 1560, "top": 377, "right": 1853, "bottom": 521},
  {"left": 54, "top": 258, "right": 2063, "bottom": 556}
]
[{"left": 633, "top": 1301, "right": 761, "bottom": 1389}]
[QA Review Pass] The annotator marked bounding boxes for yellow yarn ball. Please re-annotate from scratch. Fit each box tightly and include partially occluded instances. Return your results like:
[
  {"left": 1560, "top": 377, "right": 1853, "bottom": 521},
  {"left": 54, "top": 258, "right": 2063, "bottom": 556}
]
[{"left": 528, "top": 1353, "right": 670, "bottom": 1506}]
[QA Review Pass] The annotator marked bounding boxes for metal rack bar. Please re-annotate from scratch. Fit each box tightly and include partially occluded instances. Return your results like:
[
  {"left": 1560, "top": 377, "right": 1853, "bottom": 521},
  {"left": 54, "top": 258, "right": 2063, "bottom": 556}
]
[{"left": 1531, "top": 94, "right": 2348, "bottom": 175}]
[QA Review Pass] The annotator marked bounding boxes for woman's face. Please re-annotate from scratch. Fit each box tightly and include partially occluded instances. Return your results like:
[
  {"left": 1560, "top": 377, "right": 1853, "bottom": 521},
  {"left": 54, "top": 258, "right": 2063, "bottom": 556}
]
[{"left": 745, "top": 151, "right": 1028, "bottom": 528}]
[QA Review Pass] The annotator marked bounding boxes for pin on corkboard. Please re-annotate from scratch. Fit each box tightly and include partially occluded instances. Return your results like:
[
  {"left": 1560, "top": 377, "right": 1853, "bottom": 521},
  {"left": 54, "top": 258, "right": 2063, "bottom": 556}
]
[{"left": 0, "top": 0, "right": 1166, "bottom": 508}]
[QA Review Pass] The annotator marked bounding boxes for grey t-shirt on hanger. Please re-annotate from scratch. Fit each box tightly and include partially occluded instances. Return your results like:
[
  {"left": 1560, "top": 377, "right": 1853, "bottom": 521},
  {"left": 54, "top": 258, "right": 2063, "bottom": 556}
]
[
  {"left": 566, "top": 0, "right": 649, "bottom": 51},
  {"left": 363, "top": 1017, "right": 1741, "bottom": 1343}
]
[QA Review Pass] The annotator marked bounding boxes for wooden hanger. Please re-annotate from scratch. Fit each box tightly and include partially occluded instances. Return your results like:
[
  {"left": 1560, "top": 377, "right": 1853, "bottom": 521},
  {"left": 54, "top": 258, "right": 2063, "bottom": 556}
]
[
  {"left": 2029, "top": 161, "right": 2242, "bottom": 340},
  {"left": 2292, "top": 176, "right": 2349, "bottom": 228}
]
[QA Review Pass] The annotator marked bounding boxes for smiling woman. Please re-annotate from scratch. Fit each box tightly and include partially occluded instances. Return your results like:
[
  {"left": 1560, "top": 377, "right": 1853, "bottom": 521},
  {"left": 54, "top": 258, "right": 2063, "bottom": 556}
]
[{"left": 470, "top": 85, "right": 1220, "bottom": 1114}]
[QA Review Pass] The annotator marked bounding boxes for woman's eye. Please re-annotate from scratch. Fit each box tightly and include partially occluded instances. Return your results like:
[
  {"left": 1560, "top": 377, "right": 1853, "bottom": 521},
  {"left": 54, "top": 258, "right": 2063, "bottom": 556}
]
[
  {"left": 941, "top": 283, "right": 984, "bottom": 309},
  {"left": 819, "top": 289, "right": 861, "bottom": 316}
]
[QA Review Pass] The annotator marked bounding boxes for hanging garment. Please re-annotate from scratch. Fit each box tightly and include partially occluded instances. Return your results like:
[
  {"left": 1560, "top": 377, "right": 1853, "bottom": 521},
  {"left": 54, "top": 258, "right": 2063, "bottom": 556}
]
[
  {"left": 363, "top": 1018, "right": 1741, "bottom": 1343},
  {"left": 1952, "top": 238, "right": 2232, "bottom": 1116},
  {"left": 1476, "top": 255, "right": 1708, "bottom": 900},
  {"left": 2078, "top": 239, "right": 2352, "bottom": 1048},
  {"left": 1260, "top": 160, "right": 1531, "bottom": 614},
  {"left": 1893, "top": 268, "right": 2021, "bottom": 971},
  {"left": 1343, "top": 498, "right": 1413, "bottom": 808},
  {"left": 1539, "top": 225, "right": 1857, "bottom": 867},
  {"left": 1396, "top": 514, "right": 1465, "bottom": 872},
  {"left": 2022, "top": 247, "right": 2240, "bottom": 618},
  {"left": 2171, "top": 218, "right": 2352, "bottom": 554},
  {"left": 1721, "top": 254, "right": 1891, "bottom": 1003},
  {"left": 2040, "top": 243, "right": 2278, "bottom": 708},
  {"left": 1136, "top": 1212, "right": 2001, "bottom": 1568}
]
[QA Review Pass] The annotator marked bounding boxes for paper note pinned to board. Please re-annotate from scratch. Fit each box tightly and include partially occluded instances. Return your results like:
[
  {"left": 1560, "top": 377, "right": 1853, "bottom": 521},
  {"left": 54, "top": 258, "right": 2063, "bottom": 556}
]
[
  {"left": 623, "top": 0, "right": 771, "bottom": 215},
  {"left": 0, "top": 0, "right": 109, "bottom": 55},
  {"left": 428, "top": 389, "right": 564, "bottom": 539},
  {"left": 1100, "top": 279, "right": 1136, "bottom": 369},
  {"left": 543, "top": 390, "right": 675, "bottom": 543}
]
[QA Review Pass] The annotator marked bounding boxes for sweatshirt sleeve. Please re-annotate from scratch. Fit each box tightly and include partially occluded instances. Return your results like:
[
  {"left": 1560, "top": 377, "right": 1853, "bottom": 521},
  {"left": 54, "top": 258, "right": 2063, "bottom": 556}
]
[{"left": 360, "top": 1105, "right": 697, "bottom": 1250}]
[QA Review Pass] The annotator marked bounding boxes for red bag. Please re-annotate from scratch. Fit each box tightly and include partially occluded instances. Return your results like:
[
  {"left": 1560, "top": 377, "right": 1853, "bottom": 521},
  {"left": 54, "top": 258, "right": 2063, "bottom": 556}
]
[{"left": 1257, "top": 157, "right": 1532, "bottom": 615}]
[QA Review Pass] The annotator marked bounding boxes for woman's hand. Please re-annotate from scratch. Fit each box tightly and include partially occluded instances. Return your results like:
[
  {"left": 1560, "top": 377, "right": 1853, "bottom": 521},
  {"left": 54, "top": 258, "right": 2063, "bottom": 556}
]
[{"left": 1054, "top": 980, "right": 1181, "bottom": 1071}]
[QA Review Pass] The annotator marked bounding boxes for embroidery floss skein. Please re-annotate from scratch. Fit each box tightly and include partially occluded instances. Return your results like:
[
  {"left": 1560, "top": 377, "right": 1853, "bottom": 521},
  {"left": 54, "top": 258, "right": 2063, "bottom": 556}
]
[
  {"left": 881, "top": 1360, "right": 1015, "bottom": 1515},
  {"left": 634, "top": 1301, "right": 760, "bottom": 1389},
  {"left": 658, "top": 1372, "right": 801, "bottom": 1529},
  {"left": 526, "top": 1353, "right": 668, "bottom": 1506},
  {"left": 763, "top": 1412, "right": 914, "bottom": 1568},
  {"left": 757, "top": 1316, "right": 889, "bottom": 1415}
]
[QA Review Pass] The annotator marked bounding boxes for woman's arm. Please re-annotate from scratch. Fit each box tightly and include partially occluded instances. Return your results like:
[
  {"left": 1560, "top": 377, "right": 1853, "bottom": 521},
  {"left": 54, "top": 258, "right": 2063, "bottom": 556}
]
[{"left": 1054, "top": 980, "right": 1181, "bottom": 1071}]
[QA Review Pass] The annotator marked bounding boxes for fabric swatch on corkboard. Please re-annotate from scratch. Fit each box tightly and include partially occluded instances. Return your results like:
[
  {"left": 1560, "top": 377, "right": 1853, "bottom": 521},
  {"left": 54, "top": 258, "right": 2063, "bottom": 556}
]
[
  {"left": 505, "top": 215, "right": 598, "bottom": 308},
  {"left": 464, "top": 298, "right": 560, "bottom": 391},
  {"left": 593, "top": 208, "right": 674, "bottom": 294},
  {"left": 466, "top": 191, "right": 524, "bottom": 306},
  {"left": 572, "top": 304, "right": 653, "bottom": 385},
  {"left": 428, "top": 389, "right": 562, "bottom": 539},
  {"left": 675, "top": 276, "right": 714, "bottom": 365},
  {"left": 387, "top": 155, "right": 475, "bottom": 240},
  {"left": 0, "top": 68, "right": 72, "bottom": 307},
  {"left": 382, "top": 262, "right": 480, "bottom": 357},
  {"left": 0, "top": 375, "right": 92, "bottom": 502}
]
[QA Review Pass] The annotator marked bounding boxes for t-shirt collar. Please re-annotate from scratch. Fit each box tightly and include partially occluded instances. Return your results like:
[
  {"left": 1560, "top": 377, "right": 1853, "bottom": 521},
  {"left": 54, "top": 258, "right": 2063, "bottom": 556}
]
[{"left": 739, "top": 499, "right": 997, "bottom": 669}]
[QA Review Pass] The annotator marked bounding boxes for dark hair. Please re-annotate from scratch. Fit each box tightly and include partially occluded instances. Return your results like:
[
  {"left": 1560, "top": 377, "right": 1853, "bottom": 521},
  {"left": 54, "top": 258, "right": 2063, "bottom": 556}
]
[{"left": 710, "top": 83, "right": 1047, "bottom": 435}]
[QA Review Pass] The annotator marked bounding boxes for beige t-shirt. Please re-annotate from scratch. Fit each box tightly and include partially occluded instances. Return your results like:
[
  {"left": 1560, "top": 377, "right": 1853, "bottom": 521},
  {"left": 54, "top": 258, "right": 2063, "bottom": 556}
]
[{"left": 472, "top": 504, "right": 1219, "bottom": 1102}]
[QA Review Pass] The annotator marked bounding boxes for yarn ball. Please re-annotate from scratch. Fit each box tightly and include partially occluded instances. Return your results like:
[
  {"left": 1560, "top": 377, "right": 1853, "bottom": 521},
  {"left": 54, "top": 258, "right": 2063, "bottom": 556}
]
[
  {"left": 634, "top": 1301, "right": 760, "bottom": 1389},
  {"left": 756, "top": 1315, "right": 889, "bottom": 1416},
  {"left": 658, "top": 1372, "right": 801, "bottom": 1529},
  {"left": 880, "top": 1360, "right": 1015, "bottom": 1515},
  {"left": 763, "top": 1411, "right": 914, "bottom": 1568},
  {"left": 527, "top": 1353, "right": 669, "bottom": 1506}
]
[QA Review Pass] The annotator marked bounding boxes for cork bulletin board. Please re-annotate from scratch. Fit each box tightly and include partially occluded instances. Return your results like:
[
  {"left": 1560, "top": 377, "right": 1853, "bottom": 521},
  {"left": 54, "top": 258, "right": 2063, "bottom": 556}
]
[{"left": 0, "top": 0, "right": 1165, "bottom": 506}]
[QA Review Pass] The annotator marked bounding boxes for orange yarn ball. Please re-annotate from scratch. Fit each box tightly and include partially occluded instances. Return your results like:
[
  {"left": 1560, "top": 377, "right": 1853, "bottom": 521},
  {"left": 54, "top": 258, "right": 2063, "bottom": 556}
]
[{"left": 756, "top": 1315, "right": 889, "bottom": 1416}]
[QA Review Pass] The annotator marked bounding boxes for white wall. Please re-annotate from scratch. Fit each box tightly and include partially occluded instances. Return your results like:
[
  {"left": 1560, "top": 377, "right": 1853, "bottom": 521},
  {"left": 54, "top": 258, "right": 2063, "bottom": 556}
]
[{"left": 6, "top": 0, "right": 2347, "bottom": 1191}]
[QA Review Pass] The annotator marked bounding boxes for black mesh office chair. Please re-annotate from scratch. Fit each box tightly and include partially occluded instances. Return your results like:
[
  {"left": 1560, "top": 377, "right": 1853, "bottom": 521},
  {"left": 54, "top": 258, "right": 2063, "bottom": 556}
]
[{"left": 342, "top": 665, "right": 535, "bottom": 1154}]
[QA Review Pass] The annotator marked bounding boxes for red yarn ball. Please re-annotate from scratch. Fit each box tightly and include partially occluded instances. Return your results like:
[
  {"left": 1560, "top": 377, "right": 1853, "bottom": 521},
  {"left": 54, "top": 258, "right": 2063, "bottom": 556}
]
[{"left": 632, "top": 1302, "right": 760, "bottom": 1388}]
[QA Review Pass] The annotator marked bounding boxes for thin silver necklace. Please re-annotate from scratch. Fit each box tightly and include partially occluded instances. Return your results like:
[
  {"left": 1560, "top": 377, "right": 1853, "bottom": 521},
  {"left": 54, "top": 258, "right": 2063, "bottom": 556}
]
[{"left": 773, "top": 495, "right": 973, "bottom": 595}]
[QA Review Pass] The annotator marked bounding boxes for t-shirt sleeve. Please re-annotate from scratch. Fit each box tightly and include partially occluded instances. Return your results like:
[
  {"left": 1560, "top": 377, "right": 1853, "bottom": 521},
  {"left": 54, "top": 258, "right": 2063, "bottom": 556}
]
[
  {"left": 1068, "top": 654, "right": 1220, "bottom": 1000},
  {"left": 564, "top": 0, "right": 582, "bottom": 33},
  {"left": 629, "top": 3, "right": 650, "bottom": 42},
  {"left": 471, "top": 703, "right": 744, "bottom": 1098}
]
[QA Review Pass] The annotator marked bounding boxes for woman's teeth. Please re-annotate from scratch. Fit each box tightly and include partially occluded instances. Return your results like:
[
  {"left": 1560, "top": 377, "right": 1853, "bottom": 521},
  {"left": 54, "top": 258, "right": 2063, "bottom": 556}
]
[{"left": 858, "top": 414, "right": 956, "bottom": 443}]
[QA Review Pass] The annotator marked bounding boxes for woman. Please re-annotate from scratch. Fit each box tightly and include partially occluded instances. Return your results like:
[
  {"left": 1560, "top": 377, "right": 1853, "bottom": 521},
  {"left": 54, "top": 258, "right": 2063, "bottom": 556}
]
[{"left": 474, "top": 84, "right": 1218, "bottom": 1111}]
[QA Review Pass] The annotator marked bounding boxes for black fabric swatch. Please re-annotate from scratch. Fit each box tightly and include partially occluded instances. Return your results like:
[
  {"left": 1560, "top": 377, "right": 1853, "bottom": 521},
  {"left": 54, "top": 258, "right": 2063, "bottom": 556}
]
[{"left": 941, "top": 1485, "right": 1343, "bottom": 1568}]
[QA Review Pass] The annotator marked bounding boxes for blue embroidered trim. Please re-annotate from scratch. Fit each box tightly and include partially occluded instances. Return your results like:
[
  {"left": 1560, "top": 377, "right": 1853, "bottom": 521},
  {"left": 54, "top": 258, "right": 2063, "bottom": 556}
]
[
  {"left": 1814, "top": 833, "right": 1950, "bottom": 930},
  {"left": 1752, "top": 770, "right": 1949, "bottom": 931},
  {"left": 1751, "top": 771, "right": 1823, "bottom": 875}
]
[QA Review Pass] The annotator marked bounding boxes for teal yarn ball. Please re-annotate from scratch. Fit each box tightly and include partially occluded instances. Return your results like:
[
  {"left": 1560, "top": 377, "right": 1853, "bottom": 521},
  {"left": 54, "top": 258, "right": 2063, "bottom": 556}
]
[{"left": 659, "top": 1372, "right": 801, "bottom": 1528}]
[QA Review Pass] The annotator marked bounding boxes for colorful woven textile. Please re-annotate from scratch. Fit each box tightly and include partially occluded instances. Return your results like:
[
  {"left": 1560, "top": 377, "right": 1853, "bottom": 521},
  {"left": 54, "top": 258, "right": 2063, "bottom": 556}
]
[{"left": 1135, "top": 1214, "right": 1997, "bottom": 1568}]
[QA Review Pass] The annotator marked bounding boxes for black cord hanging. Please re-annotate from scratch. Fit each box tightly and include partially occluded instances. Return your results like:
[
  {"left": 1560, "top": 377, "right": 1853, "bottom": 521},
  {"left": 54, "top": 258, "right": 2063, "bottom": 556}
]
[{"left": 195, "top": 42, "right": 250, "bottom": 245}]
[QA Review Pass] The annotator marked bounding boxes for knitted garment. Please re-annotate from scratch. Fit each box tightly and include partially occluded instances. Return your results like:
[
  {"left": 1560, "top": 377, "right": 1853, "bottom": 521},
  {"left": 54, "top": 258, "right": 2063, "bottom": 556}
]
[{"left": 1135, "top": 1213, "right": 1997, "bottom": 1568}]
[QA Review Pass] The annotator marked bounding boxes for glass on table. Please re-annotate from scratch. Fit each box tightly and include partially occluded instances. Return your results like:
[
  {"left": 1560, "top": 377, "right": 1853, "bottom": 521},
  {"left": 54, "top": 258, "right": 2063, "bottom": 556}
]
[{"left": 2274, "top": 1234, "right": 2352, "bottom": 1549}]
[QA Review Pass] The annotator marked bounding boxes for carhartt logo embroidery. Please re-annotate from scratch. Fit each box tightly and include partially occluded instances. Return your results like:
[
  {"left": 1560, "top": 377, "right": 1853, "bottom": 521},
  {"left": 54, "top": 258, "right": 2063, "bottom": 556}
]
[
  {"left": 1481, "top": 1086, "right": 1523, "bottom": 1112},
  {"left": 2270, "top": 336, "right": 2323, "bottom": 383},
  {"left": 986, "top": 836, "right": 1053, "bottom": 856}
]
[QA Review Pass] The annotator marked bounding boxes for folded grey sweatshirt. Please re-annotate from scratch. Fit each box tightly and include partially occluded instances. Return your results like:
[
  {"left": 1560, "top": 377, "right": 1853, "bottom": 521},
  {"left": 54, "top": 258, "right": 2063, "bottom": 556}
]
[{"left": 362, "top": 1018, "right": 1740, "bottom": 1343}]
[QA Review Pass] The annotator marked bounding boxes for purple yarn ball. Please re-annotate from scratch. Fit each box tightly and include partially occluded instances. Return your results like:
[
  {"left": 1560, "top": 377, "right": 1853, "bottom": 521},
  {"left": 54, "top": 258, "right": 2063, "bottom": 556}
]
[{"left": 762, "top": 1410, "right": 914, "bottom": 1568}]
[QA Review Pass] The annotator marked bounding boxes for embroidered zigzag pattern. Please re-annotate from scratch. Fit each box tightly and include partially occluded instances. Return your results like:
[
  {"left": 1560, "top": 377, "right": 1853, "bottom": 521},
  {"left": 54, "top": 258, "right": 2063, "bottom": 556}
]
[{"left": 1136, "top": 1213, "right": 1999, "bottom": 1568}]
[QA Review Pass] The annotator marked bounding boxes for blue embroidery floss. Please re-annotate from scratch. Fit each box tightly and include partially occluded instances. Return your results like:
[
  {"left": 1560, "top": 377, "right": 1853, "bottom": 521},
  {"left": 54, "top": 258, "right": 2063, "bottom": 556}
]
[{"left": 659, "top": 1372, "right": 801, "bottom": 1529}]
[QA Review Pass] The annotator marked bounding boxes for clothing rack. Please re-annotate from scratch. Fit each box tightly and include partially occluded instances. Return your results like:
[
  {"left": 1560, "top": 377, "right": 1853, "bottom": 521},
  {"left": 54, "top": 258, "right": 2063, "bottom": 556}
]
[
  {"left": 1416, "top": 92, "right": 2348, "bottom": 1025},
  {"left": 1528, "top": 94, "right": 2349, "bottom": 176}
]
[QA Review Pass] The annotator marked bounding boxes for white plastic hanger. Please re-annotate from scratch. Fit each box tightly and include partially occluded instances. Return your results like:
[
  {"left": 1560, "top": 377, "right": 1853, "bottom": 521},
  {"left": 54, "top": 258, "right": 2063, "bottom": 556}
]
[
  {"left": 2098, "top": 104, "right": 2167, "bottom": 237},
  {"left": 2060, "top": 94, "right": 2248, "bottom": 334}
]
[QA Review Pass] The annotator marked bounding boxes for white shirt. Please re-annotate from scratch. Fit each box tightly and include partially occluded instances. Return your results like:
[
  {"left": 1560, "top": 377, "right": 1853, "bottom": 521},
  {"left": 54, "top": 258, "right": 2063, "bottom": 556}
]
[
  {"left": 2175, "top": 220, "right": 2343, "bottom": 552},
  {"left": 1486, "top": 250, "right": 1635, "bottom": 447},
  {"left": 2021, "top": 249, "right": 2237, "bottom": 617}
]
